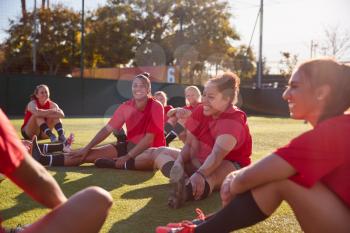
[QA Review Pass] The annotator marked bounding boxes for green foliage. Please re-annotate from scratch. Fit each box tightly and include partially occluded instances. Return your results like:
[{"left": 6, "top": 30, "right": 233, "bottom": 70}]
[
  {"left": 0, "top": 117, "right": 308, "bottom": 233},
  {"left": 1, "top": 5, "right": 80, "bottom": 75},
  {"left": 1, "top": 0, "right": 257, "bottom": 83}
]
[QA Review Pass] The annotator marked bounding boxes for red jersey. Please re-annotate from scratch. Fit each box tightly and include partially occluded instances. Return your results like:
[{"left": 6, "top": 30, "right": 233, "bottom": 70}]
[
  {"left": 108, "top": 97, "right": 165, "bottom": 147},
  {"left": 164, "top": 105, "right": 174, "bottom": 123},
  {"left": 0, "top": 109, "right": 25, "bottom": 176},
  {"left": 21, "top": 99, "right": 52, "bottom": 129},
  {"left": 275, "top": 114, "right": 350, "bottom": 207},
  {"left": 185, "top": 105, "right": 252, "bottom": 167},
  {"left": 183, "top": 103, "right": 200, "bottom": 112}
]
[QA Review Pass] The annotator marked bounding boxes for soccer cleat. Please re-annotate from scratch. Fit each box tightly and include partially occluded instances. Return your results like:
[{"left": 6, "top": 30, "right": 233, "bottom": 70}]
[
  {"left": 94, "top": 158, "right": 116, "bottom": 168},
  {"left": 63, "top": 133, "right": 74, "bottom": 153},
  {"left": 166, "top": 208, "right": 206, "bottom": 228},
  {"left": 155, "top": 222, "right": 195, "bottom": 233},
  {"left": 31, "top": 135, "right": 45, "bottom": 161},
  {"left": 168, "top": 164, "right": 187, "bottom": 209}
]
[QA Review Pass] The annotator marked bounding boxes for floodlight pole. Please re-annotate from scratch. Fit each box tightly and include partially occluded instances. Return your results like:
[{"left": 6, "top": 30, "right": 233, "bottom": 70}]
[{"left": 257, "top": 0, "right": 264, "bottom": 89}]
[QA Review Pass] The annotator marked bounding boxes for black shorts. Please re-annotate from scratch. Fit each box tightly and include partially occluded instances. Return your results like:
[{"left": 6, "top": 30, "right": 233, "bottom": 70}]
[
  {"left": 226, "top": 160, "right": 242, "bottom": 170},
  {"left": 112, "top": 141, "right": 136, "bottom": 157}
]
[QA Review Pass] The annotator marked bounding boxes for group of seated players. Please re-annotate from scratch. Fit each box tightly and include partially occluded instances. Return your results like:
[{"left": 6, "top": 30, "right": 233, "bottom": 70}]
[{"left": 1, "top": 57, "right": 350, "bottom": 233}]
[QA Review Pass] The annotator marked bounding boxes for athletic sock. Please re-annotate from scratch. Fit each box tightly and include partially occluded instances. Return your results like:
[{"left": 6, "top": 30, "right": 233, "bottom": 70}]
[
  {"left": 195, "top": 191, "right": 268, "bottom": 233},
  {"left": 166, "top": 131, "right": 177, "bottom": 146},
  {"left": 49, "top": 154, "right": 65, "bottom": 167},
  {"left": 164, "top": 122, "right": 174, "bottom": 135},
  {"left": 54, "top": 123, "right": 64, "bottom": 137},
  {"left": 40, "top": 123, "right": 54, "bottom": 138},
  {"left": 160, "top": 161, "right": 174, "bottom": 178},
  {"left": 124, "top": 158, "right": 136, "bottom": 170},
  {"left": 39, "top": 143, "right": 64, "bottom": 153},
  {"left": 185, "top": 181, "right": 210, "bottom": 201}
]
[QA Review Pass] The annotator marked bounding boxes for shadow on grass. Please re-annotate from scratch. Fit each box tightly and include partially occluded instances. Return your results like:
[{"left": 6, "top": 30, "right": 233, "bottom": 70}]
[
  {"left": 1, "top": 165, "right": 155, "bottom": 223},
  {"left": 108, "top": 183, "right": 222, "bottom": 233}
]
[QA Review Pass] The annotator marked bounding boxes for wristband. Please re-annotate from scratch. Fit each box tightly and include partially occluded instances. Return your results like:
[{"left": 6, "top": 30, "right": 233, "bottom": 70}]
[{"left": 195, "top": 170, "right": 206, "bottom": 180}]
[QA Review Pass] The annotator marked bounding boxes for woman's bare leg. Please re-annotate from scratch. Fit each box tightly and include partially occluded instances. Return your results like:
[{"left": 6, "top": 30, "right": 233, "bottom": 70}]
[
  {"left": 64, "top": 144, "right": 118, "bottom": 166},
  {"left": 253, "top": 180, "right": 350, "bottom": 233},
  {"left": 22, "top": 186, "right": 113, "bottom": 233},
  {"left": 133, "top": 147, "right": 180, "bottom": 171}
]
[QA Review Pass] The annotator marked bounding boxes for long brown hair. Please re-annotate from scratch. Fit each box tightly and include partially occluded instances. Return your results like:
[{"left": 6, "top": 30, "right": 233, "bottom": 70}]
[{"left": 298, "top": 58, "right": 350, "bottom": 123}]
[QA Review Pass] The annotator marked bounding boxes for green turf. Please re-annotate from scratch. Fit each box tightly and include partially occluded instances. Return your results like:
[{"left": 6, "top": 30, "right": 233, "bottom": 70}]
[{"left": 1, "top": 116, "right": 311, "bottom": 233}]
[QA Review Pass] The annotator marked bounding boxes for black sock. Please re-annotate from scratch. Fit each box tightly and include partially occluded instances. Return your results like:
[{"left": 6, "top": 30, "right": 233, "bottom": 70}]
[
  {"left": 166, "top": 131, "right": 177, "bottom": 146},
  {"left": 173, "top": 123, "right": 185, "bottom": 135},
  {"left": 195, "top": 191, "right": 268, "bottom": 233},
  {"left": 54, "top": 123, "right": 64, "bottom": 137},
  {"left": 50, "top": 154, "right": 65, "bottom": 167},
  {"left": 38, "top": 143, "right": 64, "bottom": 153},
  {"left": 40, "top": 123, "right": 54, "bottom": 137},
  {"left": 37, "top": 154, "right": 51, "bottom": 166},
  {"left": 160, "top": 161, "right": 174, "bottom": 178},
  {"left": 200, "top": 181, "right": 210, "bottom": 200},
  {"left": 164, "top": 123, "right": 174, "bottom": 135},
  {"left": 124, "top": 158, "right": 135, "bottom": 170},
  {"left": 184, "top": 181, "right": 210, "bottom": 201}
]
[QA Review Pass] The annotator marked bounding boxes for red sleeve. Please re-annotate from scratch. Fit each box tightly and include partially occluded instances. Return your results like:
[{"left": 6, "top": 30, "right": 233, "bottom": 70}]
[
  {"left": 215, "top": 112, "right": 247, "bottom": 148},
  {"left": 107, "top": 104, "right": 126, "bottom": 130},
  {"left": 146, "top": 100, "right": 164, "bottom": 135},
  {"left": 0, "top": 109, "right": 25, "bottom": 176},
  {"left": 274, "top": 121, "right": 346, "bottom": 187},
  {"left": 185, "top": 105, "right": 203, "bottom": 135}
]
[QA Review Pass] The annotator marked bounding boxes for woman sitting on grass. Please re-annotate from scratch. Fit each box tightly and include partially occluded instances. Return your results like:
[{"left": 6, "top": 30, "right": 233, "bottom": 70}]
[
  {"left": 156, "top": 58, "right": 350, "bottom": 233},
  {"left": 164, "top": 86, "right": 202, "bottom": 145},
  {"left": 21, "top": 84, "right": 70, "bottom": 143},
  {"left": 117, "top": 72, "right": 251, "bottom": 208},
  {"left": 31, "top": 72, "right": 165, "bottom": 168}
]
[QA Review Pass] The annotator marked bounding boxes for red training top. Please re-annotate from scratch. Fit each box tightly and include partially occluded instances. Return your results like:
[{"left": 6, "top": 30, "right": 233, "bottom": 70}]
[
  {"left": 275, "top": 114, "right": 350, "bottom": 207},
  {"left": 21, "top": 99, "right": 52, "bottom": 129},
  {"left": 0, "top": 109, "right": 26, "bottom": 233},
  {"left": 185, "top": 104, "right": 252, "bottom": 167},
  {"left": 108, "top": 97, "right": 165, "bottom": 147}
]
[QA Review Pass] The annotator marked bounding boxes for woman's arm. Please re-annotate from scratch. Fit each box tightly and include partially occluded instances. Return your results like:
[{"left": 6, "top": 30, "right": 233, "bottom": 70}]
[
  {"left": 197, "top": 134, "right": 237, "bottom": 177},
  {"left": 8, "top": 153, "right": 67, "bottom": 208},
  {"left": 221, "top": 154, "right": 296, "bottom": 206},
  {"left": 28, "top": 101, "right": 64, "bottom": 118}
]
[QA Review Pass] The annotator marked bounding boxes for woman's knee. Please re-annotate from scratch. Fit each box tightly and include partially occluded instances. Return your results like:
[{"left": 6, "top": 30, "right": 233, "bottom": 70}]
[{"left": 80, "top": 186, "right": 113, "bottom": 210}]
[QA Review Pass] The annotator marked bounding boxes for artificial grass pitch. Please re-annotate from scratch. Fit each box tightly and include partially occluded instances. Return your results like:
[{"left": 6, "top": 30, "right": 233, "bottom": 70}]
[{"left": 1, "top": 116, "right": 310, "bottom": 233}]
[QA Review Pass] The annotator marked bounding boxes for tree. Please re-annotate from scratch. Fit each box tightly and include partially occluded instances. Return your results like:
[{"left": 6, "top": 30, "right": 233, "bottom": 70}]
[
  {"left": 21, "top": 0, "right": 27, "bottom": 20},
  {"left": 279, "top": 52, "right": 298, "bottom": 77},
  {"left": 320, "top": 25, "right": 350, "bottom": 59},
  {"left": 84, "top": 3, "right": 138, "bottom": 68},
  {"left": 1, "top": 5, "right": 80, "bottom": 74}
]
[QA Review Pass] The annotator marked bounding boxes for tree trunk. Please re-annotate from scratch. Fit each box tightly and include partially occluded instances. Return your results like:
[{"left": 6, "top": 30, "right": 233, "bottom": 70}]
[
  {"left": 42, "top": 0, "right": 45, "bottom": 9},
  {"left": 21, "top": 0, "right": 27, "bottom": 20}
]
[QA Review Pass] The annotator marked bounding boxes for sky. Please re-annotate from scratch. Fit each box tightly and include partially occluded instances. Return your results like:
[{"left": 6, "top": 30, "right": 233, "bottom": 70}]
[{"left": 1, "top": 0, "right": 350, "bottom": 70}]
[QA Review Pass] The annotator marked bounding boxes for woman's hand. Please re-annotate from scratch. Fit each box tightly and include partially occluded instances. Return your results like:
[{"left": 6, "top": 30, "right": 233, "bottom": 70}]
[
  {"left": 220, "top": 171, "right": 238, "bottom": 206},
  {"left": 115, "top": 154, "right": 132, "bottom": 169},
  {"left": 189, "top": 172, "right": 206, "bottom": 200}
]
